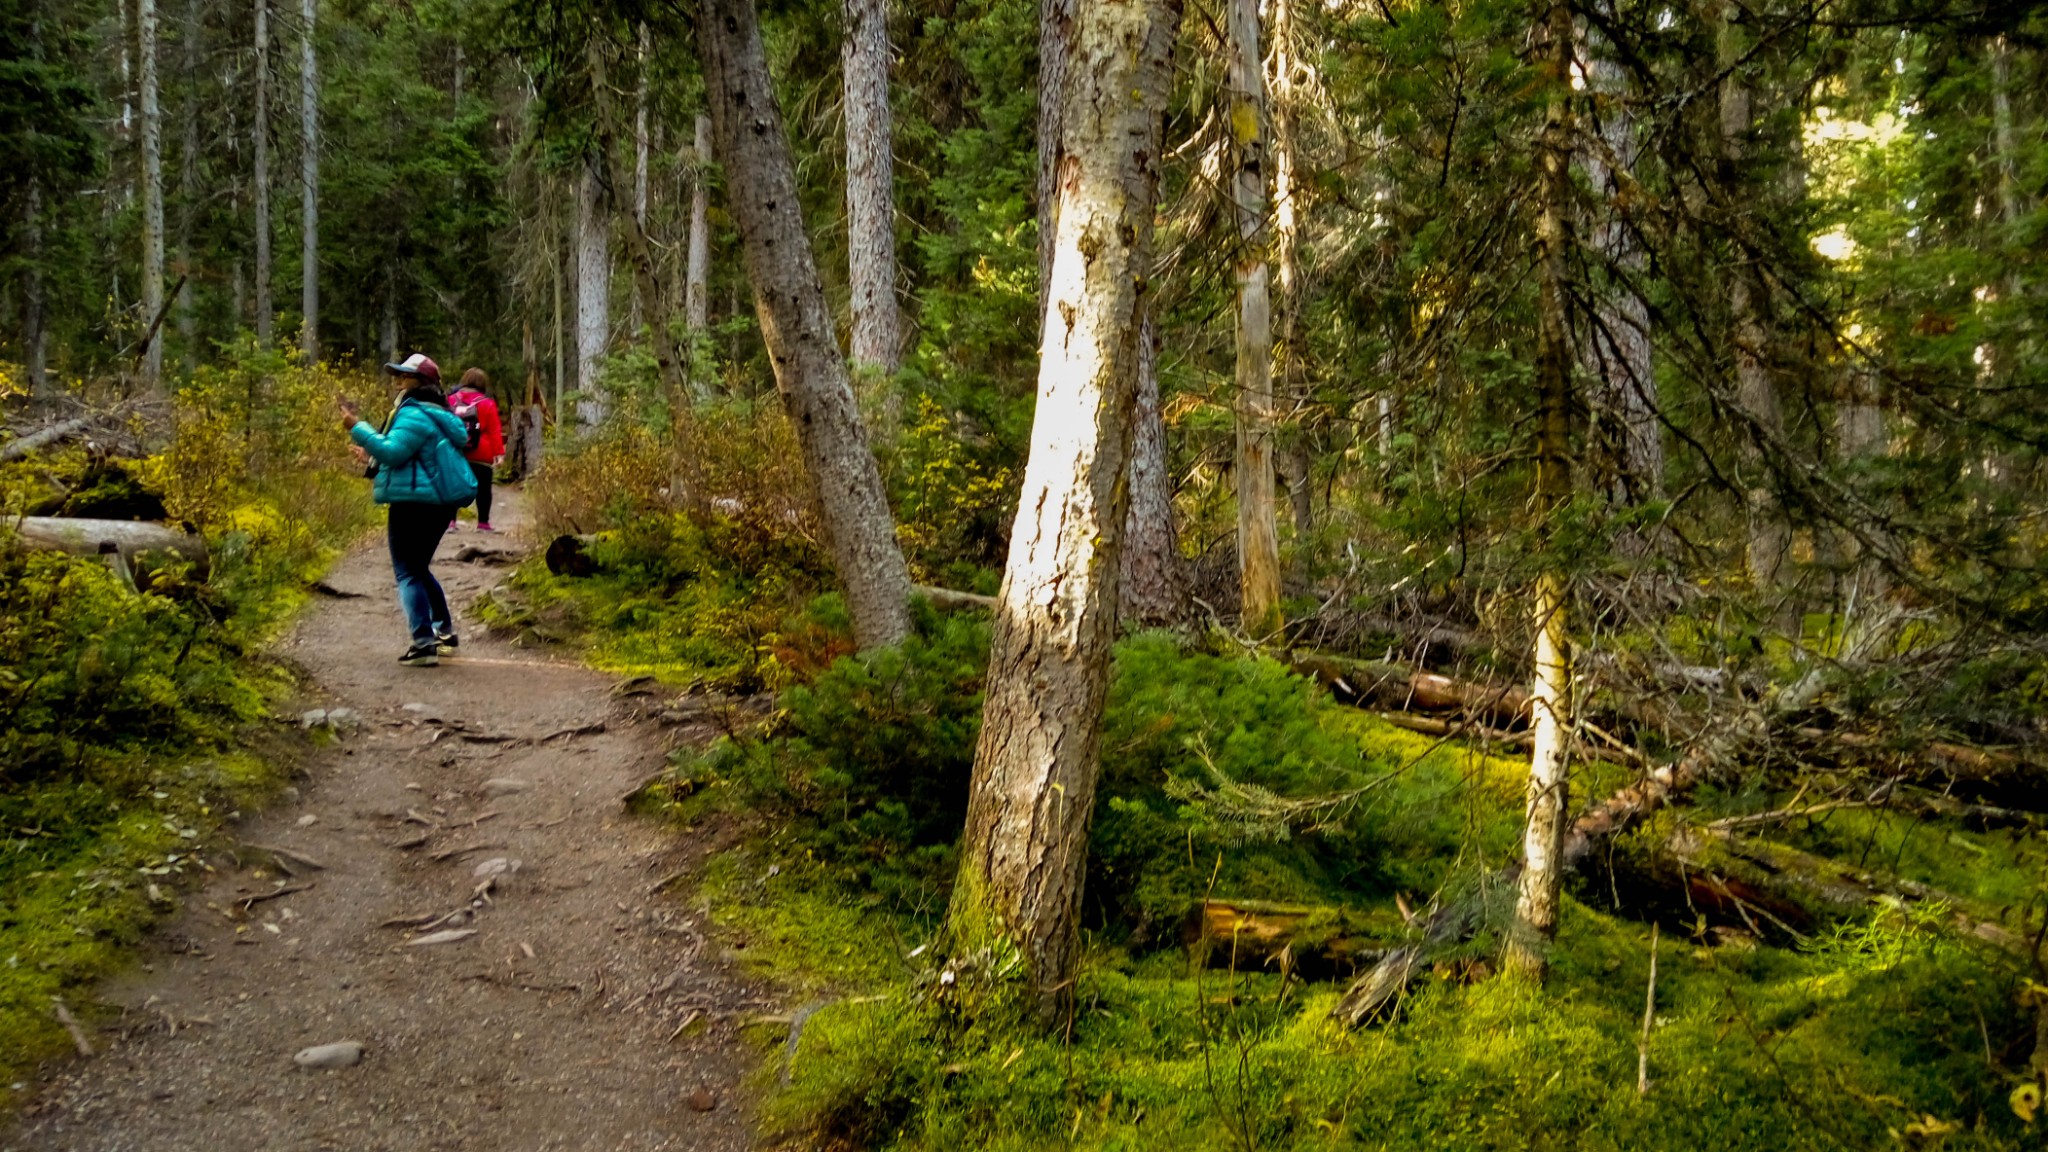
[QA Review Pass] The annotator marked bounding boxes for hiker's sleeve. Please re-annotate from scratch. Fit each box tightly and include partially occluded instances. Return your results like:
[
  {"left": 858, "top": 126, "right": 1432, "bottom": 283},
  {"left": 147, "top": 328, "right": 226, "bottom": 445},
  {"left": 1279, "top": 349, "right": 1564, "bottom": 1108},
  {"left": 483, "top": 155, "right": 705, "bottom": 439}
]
[
  {"left": 350, "top": 412, "right": 431, "bottom": 465},
  {"left": 482, "top": 401, "right": 503, "bottom": 444}
]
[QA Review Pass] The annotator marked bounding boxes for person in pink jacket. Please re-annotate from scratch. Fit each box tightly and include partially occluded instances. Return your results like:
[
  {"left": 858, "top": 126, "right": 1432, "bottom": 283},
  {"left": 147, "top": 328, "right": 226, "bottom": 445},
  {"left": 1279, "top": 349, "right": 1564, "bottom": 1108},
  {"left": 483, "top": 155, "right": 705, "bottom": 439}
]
[{"left": 448, "top": 368, "right": 506, "bottom": 531}]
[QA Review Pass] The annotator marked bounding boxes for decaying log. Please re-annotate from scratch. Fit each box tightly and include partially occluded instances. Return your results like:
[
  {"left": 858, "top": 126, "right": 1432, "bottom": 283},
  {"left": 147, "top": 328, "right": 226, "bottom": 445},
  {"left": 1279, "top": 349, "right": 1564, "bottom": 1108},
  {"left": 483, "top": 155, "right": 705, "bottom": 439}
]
[
  {"left": 914, "top": 584, "right": 997, "bottom": 613},
  {"left": 0, "top": 416, "right": 101, "bottom": 463},
  {"left": 9, "top": 516, "right": 209, "bottom": 577},
  {"left": 1190, "top": 899, "right": 1385, "bottom": 982},
  {"left": 1290, "top": 651, "right": 1531, "bottom": 727},
  {"left": 1328, "top": 876, "right": 1513, "bottom": 1028}
]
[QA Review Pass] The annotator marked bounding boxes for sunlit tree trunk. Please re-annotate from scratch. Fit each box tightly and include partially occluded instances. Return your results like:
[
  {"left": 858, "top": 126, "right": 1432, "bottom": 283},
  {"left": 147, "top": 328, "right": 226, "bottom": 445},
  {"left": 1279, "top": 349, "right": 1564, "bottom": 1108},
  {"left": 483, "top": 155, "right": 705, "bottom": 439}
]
[
  {"left": 685, "top": 114, "right": 711, "bottom": 339},
  {"left": 697, "top": 0, "right": 914, "bottom": 648},
  {"left": 575, "top": 149, "right": 609, "bottom": 425},
  {"left": 1581, "top": 42, "right": 1660, "bottom": 506},
  {"left": 298, "top": 0, "right": 318, "bottom": 362},
  {"left": 1121, "top": 312, "right": 1182, "bottom": 623},
  {"left": 1033, "top": 0, "right": 1076, "bottom": 312},
  {"left": 140, "top": 0, "right": 164, "bottom": 391},
  {"left": 844, "top": 0, "right": 902, "bottom": 409},
  {"left": 175, "top": 0, "right": 198, "bottom": 374},
  {"left": 252, "top": 0, "right": 271, "bottom": 347},
  {"left": 946, "top": 0, "right": 1176, "bottom": 1023},
  {"left": 1227, "top": 0, "right": 1280, "bottom": 636},
  {"left": 1718, "top": 1, "right": 1786, "bottom": 591},
  {"left": 1503, "top": 0, "right": 1575, "bottom": 984}
]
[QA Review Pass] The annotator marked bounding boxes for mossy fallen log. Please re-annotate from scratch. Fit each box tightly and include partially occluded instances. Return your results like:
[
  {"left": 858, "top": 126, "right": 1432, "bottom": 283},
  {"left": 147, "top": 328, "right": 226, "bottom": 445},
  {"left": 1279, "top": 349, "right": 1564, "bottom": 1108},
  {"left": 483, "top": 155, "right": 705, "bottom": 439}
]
[{"left": 1188, "top": 899, "right": 1388, "bottom": 983}]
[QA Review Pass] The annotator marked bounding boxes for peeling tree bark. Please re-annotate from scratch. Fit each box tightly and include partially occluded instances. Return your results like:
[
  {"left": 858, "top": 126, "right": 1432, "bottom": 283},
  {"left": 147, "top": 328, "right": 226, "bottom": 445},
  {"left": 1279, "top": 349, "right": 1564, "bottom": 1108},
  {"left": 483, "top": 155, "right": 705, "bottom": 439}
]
[
  {"left": 1226, "top": 0, "right": 1280, "bottom": 636},
  {"left": 697, "top": 0, "right": 914, "bottom": 649},
  {"left": 1502, "top": 0, "right": 1575, "bottom": 984},
  {"left": 946, "top": 0, "right": 1178, "bottom": 1022}
]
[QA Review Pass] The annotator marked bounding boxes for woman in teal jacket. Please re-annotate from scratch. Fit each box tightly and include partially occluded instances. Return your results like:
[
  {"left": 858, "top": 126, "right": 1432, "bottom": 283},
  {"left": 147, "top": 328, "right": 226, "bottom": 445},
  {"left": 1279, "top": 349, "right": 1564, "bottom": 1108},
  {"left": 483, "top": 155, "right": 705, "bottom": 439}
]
[{"left": 339, "top": 353, "right": 478, "bottom": 667}]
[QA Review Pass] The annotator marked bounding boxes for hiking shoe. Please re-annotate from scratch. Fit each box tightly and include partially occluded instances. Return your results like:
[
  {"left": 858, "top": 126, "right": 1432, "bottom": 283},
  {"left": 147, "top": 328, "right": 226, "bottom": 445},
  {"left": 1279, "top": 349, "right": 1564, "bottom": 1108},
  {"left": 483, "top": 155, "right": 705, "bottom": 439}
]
[
  {"left": 435, "top": 630, "right": 459, "bottom": 650},
  {"left": 399, "top": 644, "right": 441, "bottom": 668},
  {"left": 476, "top": 522, "right": 495, "bottom": 532}
]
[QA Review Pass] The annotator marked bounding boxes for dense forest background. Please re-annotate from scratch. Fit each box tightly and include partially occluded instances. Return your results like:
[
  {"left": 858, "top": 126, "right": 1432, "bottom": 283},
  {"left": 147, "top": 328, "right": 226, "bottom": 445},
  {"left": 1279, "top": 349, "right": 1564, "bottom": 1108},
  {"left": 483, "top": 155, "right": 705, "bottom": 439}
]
[{"left": 4, "top": 0, "right": 2048, "bottom": 1144}]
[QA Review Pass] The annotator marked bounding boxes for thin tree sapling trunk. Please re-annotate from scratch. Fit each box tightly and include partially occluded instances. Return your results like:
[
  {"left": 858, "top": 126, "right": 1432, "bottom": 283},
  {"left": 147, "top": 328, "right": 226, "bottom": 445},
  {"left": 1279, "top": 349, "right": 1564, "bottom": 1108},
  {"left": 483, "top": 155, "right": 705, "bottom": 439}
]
[
  {"left": 298, "top": 0, "right": 317, "bottom": 362},
  {"left": 696, "top": 0, "right": 914, "bottom": 649},
  {"left": 945, "top": 0, "right": 1177, "bottom": 1022},
  {"left": 253, "top": 0, "right": 271, "bottom": 347},
  {"left": 140, "top": 0, "right": 164, "bottom": 390},
  {"left": 1226, "top": 0, "right": 1281, "bottom": 636},
  {"left": 685, "top": 114, "right": 711, "bottom": 339},
  {"left": 175, "top": 0, "right": 198, "bottom": 373}
]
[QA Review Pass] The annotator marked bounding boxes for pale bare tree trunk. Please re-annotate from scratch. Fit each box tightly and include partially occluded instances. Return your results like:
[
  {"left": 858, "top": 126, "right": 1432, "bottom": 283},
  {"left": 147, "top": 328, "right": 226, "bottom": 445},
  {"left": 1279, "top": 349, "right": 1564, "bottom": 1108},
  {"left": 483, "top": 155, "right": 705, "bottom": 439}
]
[
  {"left": 1503, "top": 0, "right": 1575, "bottom": 984},
  {"left": 253, "top": 0, "right": 272, "bottom": 347},
  {"left": 1992, "top": 37, "right": 2021, "bottom": 250},
  {"left": 1719, "top": 2, "right": 1786, "bottom": 591},
  {"left": 1269, "top": 0, "right": 1311, "bottom": 548},
  {"left": 298, "top": 0, "right": 317, "bottom": 362},
  {"left": 1581, "top": 45, "right": 1660, "bottom": 505},
  {"left": 843, "top": 0, "right": 902, "bottom": 409},
  {"left": 140, "top": 0, "right": 165, "bottom": 390},
  {"left": 175, "top": 0, "right": 198, "bottom": 374},
  {"left": 575, "top": 149, "right": 609, "bottom": 425},
  {"left": 1033, "top": 0, "right": 1076, "bottom": 314},
  {"left": 1226, "top": 0, "right": 1280, "bottom": 635},
  {"left": 946, "top": 0, "right": 1176, "bottom": 1022},
  {"left": 697, "top": 0, "right": 914, "bottom": 649},
  {"left": 552, "top": 190, "right": 565, "bottom": 414},
  {"left": 1121, "top": 311, "right": 1182, "bottom": 623},
  {"left": 685, "top": 114, "right": 711, "bottom": 338}
]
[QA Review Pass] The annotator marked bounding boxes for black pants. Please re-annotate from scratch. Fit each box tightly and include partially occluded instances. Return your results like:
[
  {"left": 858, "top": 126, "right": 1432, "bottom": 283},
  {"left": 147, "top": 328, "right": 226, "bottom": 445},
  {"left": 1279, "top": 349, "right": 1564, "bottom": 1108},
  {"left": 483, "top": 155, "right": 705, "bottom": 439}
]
[
  {"left": 387, "top": 502, "right": 456, "bottom": 646},
  {"left": 469, "top": 461, "right": 494, "bottom": 523}
]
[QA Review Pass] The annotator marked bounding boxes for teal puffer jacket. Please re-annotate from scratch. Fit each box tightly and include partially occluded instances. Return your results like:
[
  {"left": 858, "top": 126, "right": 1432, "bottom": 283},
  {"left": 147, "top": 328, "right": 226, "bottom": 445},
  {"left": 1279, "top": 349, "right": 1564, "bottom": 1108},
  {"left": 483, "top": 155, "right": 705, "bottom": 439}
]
[{"left": 350, "top": 399, "right": 480, "bottom": 507}]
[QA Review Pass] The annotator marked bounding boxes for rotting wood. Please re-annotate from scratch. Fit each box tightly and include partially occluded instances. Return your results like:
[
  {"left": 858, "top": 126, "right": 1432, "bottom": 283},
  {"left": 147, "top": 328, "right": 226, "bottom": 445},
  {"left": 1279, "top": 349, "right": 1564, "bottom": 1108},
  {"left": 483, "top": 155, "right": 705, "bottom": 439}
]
[{"left": 0, "top": 415, "right": 102, "bottom": 463}]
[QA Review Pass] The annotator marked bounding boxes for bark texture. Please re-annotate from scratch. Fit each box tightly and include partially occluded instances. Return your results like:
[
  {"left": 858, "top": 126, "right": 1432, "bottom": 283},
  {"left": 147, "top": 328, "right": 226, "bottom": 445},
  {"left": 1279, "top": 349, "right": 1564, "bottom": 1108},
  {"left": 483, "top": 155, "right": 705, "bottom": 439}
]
[
  {"left": 1269, "top": 0, "right": 1312, "bottom": 546},
  {"left": 575, "top": 149, "right": 610, "bottom": 426},
  {"left": 842, "top": 0, "right": 902, "bottom": 383},
  {"left": 685, "top": 114, "right": 712, "bottom": 338},
  {"left": 140, "top": 0, "right": 165, "bottom": 390},
  {"left": 1227, "top": 0, "right": 1281, "bottom": 636},
  {"left": 1503, "top": 0, "right": 1575, "bottom": 983},
  {"left": 252, "top": 0, "right": 271, "bottom": 347},
  {"left": 298, "top": 0, "right": 317, "bottom": 362},
  {"left": 1120, "top": 311, "right": 1183, "bottom": 623},
  {"left": 697, "top": 0, "right": 914, "bottom": 649},
  {"left": 1032, "top": 0, "right": 1077, "bottom": 312},
  {"left": 946, "top": 0, "right": 1177, "bottom": 1021},
  {"left": 1581, "top": 44, "right": 1660, "bottom": 504}
]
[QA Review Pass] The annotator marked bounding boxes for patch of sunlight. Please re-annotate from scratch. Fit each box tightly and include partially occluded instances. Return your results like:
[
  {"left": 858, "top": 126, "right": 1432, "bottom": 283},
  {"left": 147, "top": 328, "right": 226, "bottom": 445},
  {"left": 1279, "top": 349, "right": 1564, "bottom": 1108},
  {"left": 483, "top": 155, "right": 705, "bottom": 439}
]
[{"left": 1811, "top": 227, "right": 1857, "bottom": 262}]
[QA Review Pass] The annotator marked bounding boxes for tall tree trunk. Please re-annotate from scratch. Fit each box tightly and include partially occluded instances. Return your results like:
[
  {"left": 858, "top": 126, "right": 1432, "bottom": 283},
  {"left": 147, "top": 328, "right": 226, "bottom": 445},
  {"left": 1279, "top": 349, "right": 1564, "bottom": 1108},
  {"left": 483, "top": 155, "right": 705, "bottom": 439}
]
[
  {"left": 1032, "top": 0, "right": 1076, "bottom": 314},
  {"left": 1121, "top": 311, "right": 1182, "bottom": 623},
  {"left": 252, "top": 0, "right": 271, "bottom": 347},
  {"left": 945, "top": 0, "right": 1177, "bottom": 1022},
  {"left": 298, "top": 0, "right": 317, "bottom": 362},
  {"left": 1502, "top": 0, "right": 1575, "bottom": 983},
  {"left": 139, "top": 0, "right": 165, "bottom": 391},
  {"left": 1226, "top": 0, "right": 1280, "bottom": 635},
  {"left": 685, "top": 114, "right": 711, "bottom": 339},
  {"left": 24, "top": 182, "right": 49, "bottom": 396},
  {"left": 575, "top": 149, "right": 610, "bottom": 426},
  {"left": 379, "top": 268, "right": 397, "bottom": 365},
  {"left": 552, "top": 185, "right": 565, "bottom": 415},
  {"left": 1718, "top": 1, "right": 1786, "bottom": 592},
  {"left": 843, "top": 0, "right": 902, "bottom": 408},
  {"left": 1581, "top": 42, "right": 1660, "bottom": 506},
  {"left": 696, "top": 0, "right": 914, "bottom": 649},
  {"left": 1269, "top": 0, "right": 1311, "bottom": 550},
  {"left": 175, "top": 0, "right": 198, "bottom": 374},
  {"left": 589, "top": 44, "right": 690, "bottom": 407},
  {"left": 632, "top": 22, "right": 650, "bottom": 332}
]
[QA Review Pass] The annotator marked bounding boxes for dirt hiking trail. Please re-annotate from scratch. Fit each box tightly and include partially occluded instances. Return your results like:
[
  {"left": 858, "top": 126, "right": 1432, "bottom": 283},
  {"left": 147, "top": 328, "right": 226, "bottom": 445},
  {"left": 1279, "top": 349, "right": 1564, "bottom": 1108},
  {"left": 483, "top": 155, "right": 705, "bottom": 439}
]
[{"left": 6, "top": 489, "right": 763, "bottom": 1152}]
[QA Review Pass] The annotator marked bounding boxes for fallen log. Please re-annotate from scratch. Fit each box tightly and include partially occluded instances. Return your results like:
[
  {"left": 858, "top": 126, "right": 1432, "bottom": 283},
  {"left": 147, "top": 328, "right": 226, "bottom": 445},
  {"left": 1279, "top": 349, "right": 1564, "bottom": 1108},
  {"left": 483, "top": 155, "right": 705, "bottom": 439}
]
[
  {"left": 0, "top": 416, "right": 101, "bottom": 463},
  {"left": 9, "top": 516, "right": 209, "bottom": 578},
  {"left": 1189, "top": 899, "right": 1387, "bottom": 982},
  {"left": 1291, "top": 651, "right": 1531, "bottom": 727},
  {"left": 914, "top": 584, "right": 997, "bottom": 613}
]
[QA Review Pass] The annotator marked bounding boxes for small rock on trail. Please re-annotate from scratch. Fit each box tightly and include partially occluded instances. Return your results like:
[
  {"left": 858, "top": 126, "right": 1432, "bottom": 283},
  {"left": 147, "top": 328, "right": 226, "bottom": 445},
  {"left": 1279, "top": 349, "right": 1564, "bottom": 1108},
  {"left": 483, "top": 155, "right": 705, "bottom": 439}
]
[{"left": 292, "top": 1041, "right": 364, "bottom": 1069}]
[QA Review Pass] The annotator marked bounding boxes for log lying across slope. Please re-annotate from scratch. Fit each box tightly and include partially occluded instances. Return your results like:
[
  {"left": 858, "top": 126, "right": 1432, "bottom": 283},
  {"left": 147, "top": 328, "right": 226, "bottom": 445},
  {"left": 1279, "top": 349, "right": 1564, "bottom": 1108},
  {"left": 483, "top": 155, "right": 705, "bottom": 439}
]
[{"left": 9, "top": 516, "right": 209, "bottom": 577}]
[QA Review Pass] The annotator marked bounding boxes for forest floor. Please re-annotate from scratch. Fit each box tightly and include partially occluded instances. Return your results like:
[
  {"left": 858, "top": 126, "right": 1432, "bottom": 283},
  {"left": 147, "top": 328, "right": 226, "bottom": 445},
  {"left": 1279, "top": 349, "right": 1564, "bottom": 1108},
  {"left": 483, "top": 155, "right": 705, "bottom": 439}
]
[{"left": 2, "top": 488, "right": 762, "bottom": 1152}]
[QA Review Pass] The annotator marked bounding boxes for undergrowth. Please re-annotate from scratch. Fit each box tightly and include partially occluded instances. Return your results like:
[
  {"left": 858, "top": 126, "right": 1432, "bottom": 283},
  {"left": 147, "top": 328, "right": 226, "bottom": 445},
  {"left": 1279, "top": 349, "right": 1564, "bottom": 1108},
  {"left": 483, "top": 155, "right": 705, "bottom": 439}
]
[{"left": 0, "top": 355, "right": 374, "bottom": 1106}]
